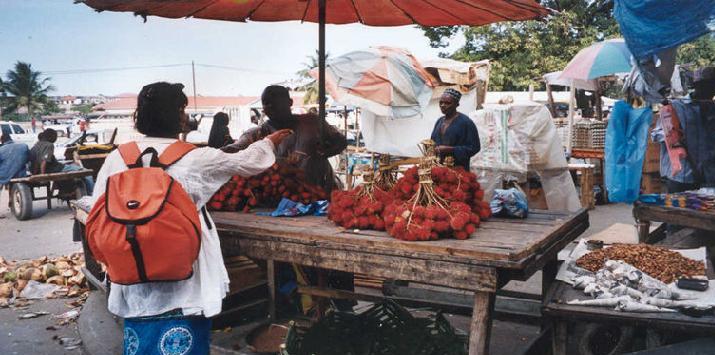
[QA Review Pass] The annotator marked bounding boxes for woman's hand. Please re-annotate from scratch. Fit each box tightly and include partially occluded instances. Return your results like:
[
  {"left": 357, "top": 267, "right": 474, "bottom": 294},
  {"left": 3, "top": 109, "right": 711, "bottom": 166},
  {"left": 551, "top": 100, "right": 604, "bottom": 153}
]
[
  {"left": 435, "top": 145, "right": 454, "bottom": 154},
  {"left": 266, "top": 129, "right": 293, "bottom": 146}
]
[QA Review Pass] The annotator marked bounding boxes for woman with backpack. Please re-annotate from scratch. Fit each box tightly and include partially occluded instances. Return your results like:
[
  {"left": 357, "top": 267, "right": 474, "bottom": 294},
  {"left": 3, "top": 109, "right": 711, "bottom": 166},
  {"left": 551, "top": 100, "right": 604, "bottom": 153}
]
[{"left": 87, "top": 82, "right": 292, "bottom": 355}]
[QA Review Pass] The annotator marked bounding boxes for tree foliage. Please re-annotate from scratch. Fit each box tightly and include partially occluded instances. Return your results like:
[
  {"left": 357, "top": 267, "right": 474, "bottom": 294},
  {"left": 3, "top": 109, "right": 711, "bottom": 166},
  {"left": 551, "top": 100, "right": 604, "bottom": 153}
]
[
  {"left": 678, "top": 34, "right": 715, "bottom": 68},
  {"left": 1, "top": 61, "right": 55, "bottom": 117},
  {"left": 296, "top": 50, "right": 329, "bottom": 105},
  {"left": 422, "top": 1, "right": 619, "bottom": 90}
]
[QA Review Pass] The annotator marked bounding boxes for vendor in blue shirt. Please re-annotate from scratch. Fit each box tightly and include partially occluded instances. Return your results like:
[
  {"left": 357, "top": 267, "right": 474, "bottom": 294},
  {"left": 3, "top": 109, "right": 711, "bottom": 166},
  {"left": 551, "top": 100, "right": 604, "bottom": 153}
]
[{"left": 430, "top": 88, "right": 480, "bottom": 170}]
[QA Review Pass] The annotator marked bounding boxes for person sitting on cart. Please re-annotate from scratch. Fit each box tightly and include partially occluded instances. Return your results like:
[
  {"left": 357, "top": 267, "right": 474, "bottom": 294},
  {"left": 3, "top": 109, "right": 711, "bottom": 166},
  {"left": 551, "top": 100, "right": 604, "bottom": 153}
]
[
  {"left": 430, "top": 88, "right": 481, "bottom": 171},
  {"left": 0, "top": 133, "right": 30, "bottom": 204},
  {"left": 223, "top": 85, "right": 347, "bottom": 193},
  {"left": 28, "top": 128, "right": 95, "bottom": 194}
]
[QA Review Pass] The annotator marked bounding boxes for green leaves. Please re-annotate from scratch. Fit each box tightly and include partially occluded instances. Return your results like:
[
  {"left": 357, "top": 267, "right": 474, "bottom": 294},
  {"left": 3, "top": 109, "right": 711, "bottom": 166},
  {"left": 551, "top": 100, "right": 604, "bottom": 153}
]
[{"left": 1, "top": 61, "right": 54, "bottom": 118}]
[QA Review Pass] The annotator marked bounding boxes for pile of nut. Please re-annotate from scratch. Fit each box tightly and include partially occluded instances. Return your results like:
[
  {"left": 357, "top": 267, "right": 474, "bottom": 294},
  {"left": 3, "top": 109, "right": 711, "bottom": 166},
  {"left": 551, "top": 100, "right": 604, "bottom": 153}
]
[
  {"left": 576, "top": 243, "right": 706, "bottom": 284},
  {"left": 0, "top": 253, "right": 88, "bottom": 306}
]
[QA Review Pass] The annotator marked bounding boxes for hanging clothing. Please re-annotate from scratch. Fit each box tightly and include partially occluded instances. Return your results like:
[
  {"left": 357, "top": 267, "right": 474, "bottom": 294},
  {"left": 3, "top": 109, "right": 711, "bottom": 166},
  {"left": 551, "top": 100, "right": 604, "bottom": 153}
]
[
  {"left": 671, "top": 97, "right": 715, "bottom": 186},
  {"left": 91, "top": 136, "right": 276, "bottom": 318},
  {"left": 430, "top": 112, "right": 480, "bottom": 170}
]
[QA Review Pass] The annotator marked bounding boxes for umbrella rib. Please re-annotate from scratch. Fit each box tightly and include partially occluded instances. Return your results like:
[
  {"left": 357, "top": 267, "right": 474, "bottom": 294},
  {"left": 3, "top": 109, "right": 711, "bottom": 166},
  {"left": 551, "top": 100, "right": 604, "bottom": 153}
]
[
  {"left": 349, "top": 0, "right": 365, "bottom": 24},
  {"left": 301, "top": 0, "right": 311, "bottom": 23},
  {"left": 422, "top": 0, "right": 474, "bottom": 24},
  {"left": 451, "top": 0, "right": 514, "bottom": 21},
  {"left": 182, "top": 0, "right": 223, "bottom": 19},
  {"left": 245, "top": 0, "right": 269, "bottom": 19},
  {"left": 388, "top": 0, "right": 421, "bottom": 24}
]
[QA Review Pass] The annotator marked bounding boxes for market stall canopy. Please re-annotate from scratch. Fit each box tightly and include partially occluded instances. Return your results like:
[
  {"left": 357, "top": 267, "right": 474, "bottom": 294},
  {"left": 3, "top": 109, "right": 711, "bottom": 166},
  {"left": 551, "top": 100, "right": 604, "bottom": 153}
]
[
  {"left": 614, "top": 0, "right": 715, "bottom": 61},
  {"left": 543, "top": 71, "right": 597, "bottom": 91},
  {"left": 314, "top": 47, "right": 434, "bottom": 119},
  {"left": 560, "top": 39, "right": 632, "bottom": 81},
  {"left": 79, "top": 0, "right": 548, "bottom": 26}
]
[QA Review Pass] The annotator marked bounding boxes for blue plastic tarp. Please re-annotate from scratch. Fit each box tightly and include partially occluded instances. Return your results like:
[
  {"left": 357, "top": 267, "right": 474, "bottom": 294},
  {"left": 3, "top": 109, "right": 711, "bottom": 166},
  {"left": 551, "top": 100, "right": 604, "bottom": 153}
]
[
  {"left": 605, "top": 101, "right": 653, "bottom": 203},
  {"left": 614, "top": 0, "right": 715, "bottom": 61}
]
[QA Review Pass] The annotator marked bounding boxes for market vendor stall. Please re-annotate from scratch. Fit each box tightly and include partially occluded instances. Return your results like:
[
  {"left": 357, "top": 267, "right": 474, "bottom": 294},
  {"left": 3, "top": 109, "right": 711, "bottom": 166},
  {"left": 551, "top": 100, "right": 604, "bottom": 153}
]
[
  {"left": 634, "top": 202, "right": 715, "bottom": 243},
  {"left": 72, "top": 197, "right": 588, "bottom": 355}
]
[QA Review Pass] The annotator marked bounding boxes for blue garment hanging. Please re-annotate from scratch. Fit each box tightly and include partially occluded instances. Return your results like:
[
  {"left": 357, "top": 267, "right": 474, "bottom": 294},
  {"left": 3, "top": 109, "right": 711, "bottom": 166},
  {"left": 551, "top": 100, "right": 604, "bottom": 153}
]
[{"left": 605, "top": 100, "right": 653, "bottom": 203}]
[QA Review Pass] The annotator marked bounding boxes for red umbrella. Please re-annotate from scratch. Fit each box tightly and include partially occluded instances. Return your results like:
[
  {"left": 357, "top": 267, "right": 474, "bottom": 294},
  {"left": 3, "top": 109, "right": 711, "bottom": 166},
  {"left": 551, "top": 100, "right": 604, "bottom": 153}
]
[{"left": 80, "top": 0, "right": 547, "bottom": 122}]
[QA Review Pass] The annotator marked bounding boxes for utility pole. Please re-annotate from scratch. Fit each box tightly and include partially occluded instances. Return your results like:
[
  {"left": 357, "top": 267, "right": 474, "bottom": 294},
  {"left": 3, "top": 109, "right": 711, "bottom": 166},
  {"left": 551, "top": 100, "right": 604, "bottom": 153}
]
[{"left": 192, "top": 61, "right": 198, "bottom": 114}]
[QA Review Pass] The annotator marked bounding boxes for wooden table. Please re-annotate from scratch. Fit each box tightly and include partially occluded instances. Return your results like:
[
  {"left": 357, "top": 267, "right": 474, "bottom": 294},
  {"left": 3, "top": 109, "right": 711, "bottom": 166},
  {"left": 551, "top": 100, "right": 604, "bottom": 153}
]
[
  {"left": 633, "top": 202, "right": 715, "bottom": 243},
  {"left": 544, "top": 280, "right": 715, "bottom": 355},
  {"left": 212, "top": 209, "right": 589, "bottom": 355}
]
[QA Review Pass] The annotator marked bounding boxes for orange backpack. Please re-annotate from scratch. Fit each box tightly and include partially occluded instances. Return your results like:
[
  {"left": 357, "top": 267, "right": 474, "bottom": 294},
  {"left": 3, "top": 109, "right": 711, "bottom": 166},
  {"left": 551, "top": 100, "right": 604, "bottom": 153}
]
[{"left": 87, "top": 141, "right": 201, "bottom": 285}]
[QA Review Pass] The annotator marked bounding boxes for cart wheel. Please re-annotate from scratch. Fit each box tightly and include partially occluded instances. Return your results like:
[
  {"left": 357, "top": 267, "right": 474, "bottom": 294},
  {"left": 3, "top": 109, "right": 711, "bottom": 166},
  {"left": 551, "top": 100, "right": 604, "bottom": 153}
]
[
  {"left": 10, "top": 183, "right": 33, "bottom": 221},
  {"left": 578, "top": 323, "right": 634, "bottom": 355}
]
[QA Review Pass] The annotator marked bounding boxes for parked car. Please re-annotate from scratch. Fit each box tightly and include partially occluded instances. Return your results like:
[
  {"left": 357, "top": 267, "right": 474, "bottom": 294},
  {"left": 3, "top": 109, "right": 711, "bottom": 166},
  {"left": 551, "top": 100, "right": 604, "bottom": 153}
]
[{"left": 0, "top": 121, "right": 37, "bottom": 146}]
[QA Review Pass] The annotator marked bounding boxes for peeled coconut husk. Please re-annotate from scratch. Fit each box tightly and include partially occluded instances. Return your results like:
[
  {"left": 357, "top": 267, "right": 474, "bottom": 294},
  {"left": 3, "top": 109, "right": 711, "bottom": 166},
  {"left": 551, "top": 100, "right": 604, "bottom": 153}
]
[
  {"left": 68, "top": 274, "right": 85, "bottom": 286},
  {"left": 0, "top": 256, "right": 6, "bottom": 265},
  {"left": 31, "top": 256, "right": 48, "bottom": 268},
  {"left": 30, "top": 268, "right": 44, "bottom": 282},
  {"left": 55, "top": 261, "right": 71, "bottom": 270},
  {"left": 19, "top": 268, "right": 33, "bottom": 281},
  {"left": 67, "top": 285, "right": 82, "bottom": 298},
  {"left": 15, "top": 279, "right": 28, "bottom": 293},
  {"left": 46, "top": 275, "right": 66, "bottom": 286},
  {"left": 62, "top": 269, "right": 75, "bottom": 278},
  {"left": 0, "top": 282, "right": 13, "bottom": 298},
  {"left": 0, "top": 298, "right": 9, "bottom": 308},
  {"left": 42, "top": 264, "right": 59, "bottom": 279}
]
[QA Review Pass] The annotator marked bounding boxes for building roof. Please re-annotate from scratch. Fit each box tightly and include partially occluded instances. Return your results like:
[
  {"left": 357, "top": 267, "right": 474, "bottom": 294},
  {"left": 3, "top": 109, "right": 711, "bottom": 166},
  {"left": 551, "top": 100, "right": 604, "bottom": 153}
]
[{"left": 93, "top": 95, "right": 259, "bottom": 111}]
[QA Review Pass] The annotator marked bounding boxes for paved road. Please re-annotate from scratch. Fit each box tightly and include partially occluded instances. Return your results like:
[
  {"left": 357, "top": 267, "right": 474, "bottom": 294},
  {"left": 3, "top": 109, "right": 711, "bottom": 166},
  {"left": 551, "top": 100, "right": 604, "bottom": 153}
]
[{"left": 0, "top": 189, "right": 85, "bottom": 355}]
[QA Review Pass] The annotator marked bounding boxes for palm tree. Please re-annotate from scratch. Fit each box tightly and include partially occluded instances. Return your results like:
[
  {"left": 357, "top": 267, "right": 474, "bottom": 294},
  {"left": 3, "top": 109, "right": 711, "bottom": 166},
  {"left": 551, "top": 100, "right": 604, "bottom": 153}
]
[
  {"left": 2, "top": 61, "right": 54, "bottom": 119},
  {"left": 296, "top": 50, "right": 329, "bottom": 105}
]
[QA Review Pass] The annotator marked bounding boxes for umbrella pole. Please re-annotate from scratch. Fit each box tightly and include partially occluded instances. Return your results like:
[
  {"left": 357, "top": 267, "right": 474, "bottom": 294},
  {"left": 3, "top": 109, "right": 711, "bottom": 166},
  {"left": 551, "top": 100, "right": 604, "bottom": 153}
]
[
  {"left": 566, "top": 84, "right": 576, "bottom": 155},
  {"left": 318, "top": 0, "right": 326, "bottom": 137}
]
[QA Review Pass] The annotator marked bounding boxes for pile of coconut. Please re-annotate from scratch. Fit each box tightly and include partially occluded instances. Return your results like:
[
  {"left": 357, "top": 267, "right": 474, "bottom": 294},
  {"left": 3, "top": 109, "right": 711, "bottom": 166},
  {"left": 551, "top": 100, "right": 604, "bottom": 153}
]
[{"left": 0, "top": 253, "right": 88, "bottom": 307}]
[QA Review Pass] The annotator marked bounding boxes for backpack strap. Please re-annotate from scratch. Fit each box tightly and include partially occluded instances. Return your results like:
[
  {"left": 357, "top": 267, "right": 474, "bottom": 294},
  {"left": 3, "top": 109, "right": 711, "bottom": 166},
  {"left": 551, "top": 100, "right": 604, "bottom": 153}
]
[
  {"left": 158, "top": 141, "right": 196, "bottom": 168},
  {"left": 118, "top": 142, "right": 142, "bottom": 168}
]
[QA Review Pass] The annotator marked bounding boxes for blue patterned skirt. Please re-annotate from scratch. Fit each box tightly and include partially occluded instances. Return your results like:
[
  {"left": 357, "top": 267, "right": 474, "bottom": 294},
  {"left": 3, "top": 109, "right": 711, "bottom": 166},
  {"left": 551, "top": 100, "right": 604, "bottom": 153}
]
[{"left": 123, "top": 310, "right": 211, "bottom": 355}]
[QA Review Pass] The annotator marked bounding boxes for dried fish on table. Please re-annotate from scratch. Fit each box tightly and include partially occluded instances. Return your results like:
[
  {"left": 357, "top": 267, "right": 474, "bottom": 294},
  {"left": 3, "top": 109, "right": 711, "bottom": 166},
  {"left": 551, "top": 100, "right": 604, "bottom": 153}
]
[
  {"left": 567, "top": 296, "right": 631, "bottom": 307},
  {"left": 615, "top": 300, "right": 676, "bottom": 313}
]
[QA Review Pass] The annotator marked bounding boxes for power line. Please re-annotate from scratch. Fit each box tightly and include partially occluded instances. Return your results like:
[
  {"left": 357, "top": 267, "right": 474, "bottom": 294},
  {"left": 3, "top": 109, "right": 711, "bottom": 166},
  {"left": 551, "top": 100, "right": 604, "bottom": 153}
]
[{"left": 40, "top": 62, "right": 292, "bottom": 76}]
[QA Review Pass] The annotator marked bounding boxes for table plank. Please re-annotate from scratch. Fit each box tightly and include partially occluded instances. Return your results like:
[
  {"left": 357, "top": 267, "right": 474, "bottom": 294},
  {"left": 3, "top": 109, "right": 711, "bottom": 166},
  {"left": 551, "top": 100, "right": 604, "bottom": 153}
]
[
  {"left": 633, "top": 203, "right": 715, "bottom": 232},
  {"left": 213, "top": 208, "right": 588, "bottom": 269}
]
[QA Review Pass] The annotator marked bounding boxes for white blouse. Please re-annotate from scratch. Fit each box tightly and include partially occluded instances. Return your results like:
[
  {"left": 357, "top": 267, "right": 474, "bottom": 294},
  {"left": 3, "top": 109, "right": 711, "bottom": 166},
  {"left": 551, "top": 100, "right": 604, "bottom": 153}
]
[{"left": 90, "top": 136, "right": 276, "bottom": 318}]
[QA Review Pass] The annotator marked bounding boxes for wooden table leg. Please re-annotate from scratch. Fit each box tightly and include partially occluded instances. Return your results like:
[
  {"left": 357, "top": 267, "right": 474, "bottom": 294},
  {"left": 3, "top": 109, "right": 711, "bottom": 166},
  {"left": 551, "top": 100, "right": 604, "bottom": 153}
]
[
  {"left": 551, "top": 320, "right": 567, "bottom": 355},
  {"left": 46, "top": 184, "right": 52, "bottom": 209},
  {"left": 542, "top": 259, "right": 558, "bottom": 300},
  {"left": 636, "top": 220, "right": 650, "bottom": 243},
  {"left": 468, "top": 291, "right": 495, "bottom": 355},
  {"left": 267, "top": 259, "right": 276, "bottom": 321}
]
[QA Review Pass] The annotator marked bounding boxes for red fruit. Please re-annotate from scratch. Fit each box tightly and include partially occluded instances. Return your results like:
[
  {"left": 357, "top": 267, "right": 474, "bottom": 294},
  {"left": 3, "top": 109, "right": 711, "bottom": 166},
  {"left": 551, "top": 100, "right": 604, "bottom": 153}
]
[
  {"left": 209, "top": 201, "right": 222, "bottom": 210},
  {"left": 450, "top": 213, "right": 468, "bottom": 230},
  {"left": 242, "top": 206, "right": 251, "bottom": 213},
  {"left": 474, "top": 189, "right": 485, "bottom": 201},
  {"left": 434, "top": 221, "right": 450, "bottom": 233},
  {"left": 470, "top": 214, "right": 481, "bottom": 224},
  {"left": 436, "top": 209, "right": 450, "bottom": 220},
  {"left": 465, "top": 224, "right": 476, "bottom": 235},
  {"left": 454, "top": 231, "right": 468, "bottom": 240},
  {"left": 430, "top": 232, "right": 439, "bottom": 240},
  {"left": 248, "top": 197, "right": 258, "bottom": 206},
  {"left": 374, "top": 219, "right": 385, "bottom": 231}
]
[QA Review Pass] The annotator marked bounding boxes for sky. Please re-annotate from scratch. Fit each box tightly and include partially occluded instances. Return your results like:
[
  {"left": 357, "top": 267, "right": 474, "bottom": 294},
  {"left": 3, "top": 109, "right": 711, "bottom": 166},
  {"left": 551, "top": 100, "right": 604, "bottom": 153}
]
[{"left": 0, "top": 0, "right": 463, "bottom": 97}]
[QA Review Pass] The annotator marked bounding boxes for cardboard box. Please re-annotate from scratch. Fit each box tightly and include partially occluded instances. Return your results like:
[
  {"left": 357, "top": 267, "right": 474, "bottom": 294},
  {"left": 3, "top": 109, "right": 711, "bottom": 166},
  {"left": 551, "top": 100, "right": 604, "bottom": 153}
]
[
  {"left": 643, "top": 141, "right": 660, "bottom": 173},
  {"left": 641, "top": 172, "right": 664, "bottom": 194}
]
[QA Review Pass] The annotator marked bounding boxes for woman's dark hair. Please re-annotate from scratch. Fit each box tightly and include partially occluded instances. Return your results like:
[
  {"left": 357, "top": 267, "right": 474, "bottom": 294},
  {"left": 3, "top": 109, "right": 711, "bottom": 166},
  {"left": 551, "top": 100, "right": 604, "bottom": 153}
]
[
  {"left": 207, "top": 112, "right": 232, "bottom": 148},
  {"left": 134, "top": 82, "right": 188, "bottom": 138}
]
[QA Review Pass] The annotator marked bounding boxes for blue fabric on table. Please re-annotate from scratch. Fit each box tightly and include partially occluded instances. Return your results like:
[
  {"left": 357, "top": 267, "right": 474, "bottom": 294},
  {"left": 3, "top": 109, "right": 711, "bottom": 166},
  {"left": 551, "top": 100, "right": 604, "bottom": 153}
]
[
  {"left": 123, "top": 310, "right": 211, "bottom": 355},
  {"left": 0, "top": 141, "right": 29, "bottom": 186},
  {"left": 614, "top": 0, "right": 715, "bottom": 61},
  {"left": 257, "top": 198, "right": 329, "bottom": 217},
  {"left": 430, "top": 112, "right": 480, "bottom": 170},
  {"left": 605, "top": 100, "right": 653, "bottom": 203}
]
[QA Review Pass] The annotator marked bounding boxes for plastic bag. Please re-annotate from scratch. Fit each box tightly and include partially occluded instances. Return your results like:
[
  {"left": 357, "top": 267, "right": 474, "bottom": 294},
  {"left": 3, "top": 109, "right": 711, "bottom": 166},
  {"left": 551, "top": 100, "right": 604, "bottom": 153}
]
[
  {"left": 257, "top": 198, "right": 329, "bottom": 217},
  {"left": 605, "top": 101, "right": 653, "bottom": 203},
  {"left": 490, "top": 187, "right": 528, "bottom": 218}
]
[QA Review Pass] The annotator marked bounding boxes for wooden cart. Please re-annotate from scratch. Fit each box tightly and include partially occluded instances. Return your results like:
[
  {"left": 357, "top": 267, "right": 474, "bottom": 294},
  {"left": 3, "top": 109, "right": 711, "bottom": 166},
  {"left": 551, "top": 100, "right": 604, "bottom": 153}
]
[
  {"left": 211, "top": 209, "right": 589, "bottom": 355},
  {"left": 8, "top": 169, "right": 94, "bottom": 220}
]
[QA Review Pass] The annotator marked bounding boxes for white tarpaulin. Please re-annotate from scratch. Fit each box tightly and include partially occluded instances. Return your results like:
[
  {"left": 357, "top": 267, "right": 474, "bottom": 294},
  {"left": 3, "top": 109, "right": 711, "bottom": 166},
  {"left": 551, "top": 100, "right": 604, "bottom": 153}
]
[{"left": 471, "top": 103, "right": 581, "bottom": 211}]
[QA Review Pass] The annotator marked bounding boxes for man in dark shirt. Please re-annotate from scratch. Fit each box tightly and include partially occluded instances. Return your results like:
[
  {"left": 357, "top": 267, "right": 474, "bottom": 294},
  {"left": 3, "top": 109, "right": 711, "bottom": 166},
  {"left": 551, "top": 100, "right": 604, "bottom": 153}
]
[
  {"left": 29, "top": 129, "right": 94, "bottom": 193},
  {"left": 224, "top": 85, "right": 347, "bottom": 192}
]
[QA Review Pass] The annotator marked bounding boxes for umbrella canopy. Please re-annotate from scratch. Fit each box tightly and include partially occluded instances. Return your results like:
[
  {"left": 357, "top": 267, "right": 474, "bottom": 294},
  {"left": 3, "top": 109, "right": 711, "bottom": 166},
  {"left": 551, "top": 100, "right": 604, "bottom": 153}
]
[
  {"left": 560, "top": 39, "right": 632, "bottom": 81},
  {"left": 315, "top": 47, "right": 435, "bottom": 119},
  {"left": 80, "top": 0, "right": 547, "bottom": 26}
]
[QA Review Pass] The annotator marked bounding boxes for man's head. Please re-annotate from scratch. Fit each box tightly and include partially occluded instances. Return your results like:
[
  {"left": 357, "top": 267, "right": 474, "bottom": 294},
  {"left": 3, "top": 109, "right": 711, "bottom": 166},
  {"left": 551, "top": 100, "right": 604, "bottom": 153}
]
[
  {"left": 439, "top": 88, "right": 462, "bottom": 116},
  {"left": 261, "top": 85, "right": 293, "bottom": 123},
  {"left": 693, "top": 67, "right": 715, "bottom": 100},
  {"left": 42, "top": 128, "right": 58, "bottom": 143},
  {"left": 0, "top": 132, "right": 11, "bottom": 144}
]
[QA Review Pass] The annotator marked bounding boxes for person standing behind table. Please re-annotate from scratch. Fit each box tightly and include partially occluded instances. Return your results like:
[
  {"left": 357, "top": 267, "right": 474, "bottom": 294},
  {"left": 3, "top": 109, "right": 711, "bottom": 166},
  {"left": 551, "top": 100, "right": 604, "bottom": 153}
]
[
  {"left": 28, "top": 128, "right": 95, "bottom": 194},
  {"left": 207, "top": 112, "right": 233, "bottom": 148},
  {"left": 0, "top": 133, "right": 30, "bottom": 207},
  {"left": 223, "top": 85, "right": 348, "bottom": 193},
  {"left": 90, "top": 82, "right": 292, "bottom": 355},
  {"left": 430, "top": 88, "right": 481, "bottom": 171}
]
